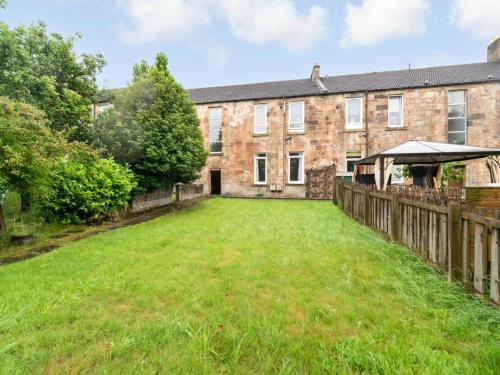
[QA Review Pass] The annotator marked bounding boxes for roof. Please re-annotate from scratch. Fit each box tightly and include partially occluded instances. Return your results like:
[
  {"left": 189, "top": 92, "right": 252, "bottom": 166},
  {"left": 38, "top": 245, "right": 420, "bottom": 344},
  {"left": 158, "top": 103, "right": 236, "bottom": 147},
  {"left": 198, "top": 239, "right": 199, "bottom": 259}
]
[
  {"left": 356, "top": 140, "right": 500, "bottom": 165},
  {"left": 188, "top": 62, "right": 500, "bottom": 104}
]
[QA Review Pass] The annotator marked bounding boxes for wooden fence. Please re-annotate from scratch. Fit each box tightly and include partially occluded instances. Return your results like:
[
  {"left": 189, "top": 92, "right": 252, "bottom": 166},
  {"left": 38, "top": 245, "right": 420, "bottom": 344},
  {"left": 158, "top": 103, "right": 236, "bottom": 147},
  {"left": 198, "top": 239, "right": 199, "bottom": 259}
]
[{"left": 333, "top": 180, "right": 500, "bottom": 306}]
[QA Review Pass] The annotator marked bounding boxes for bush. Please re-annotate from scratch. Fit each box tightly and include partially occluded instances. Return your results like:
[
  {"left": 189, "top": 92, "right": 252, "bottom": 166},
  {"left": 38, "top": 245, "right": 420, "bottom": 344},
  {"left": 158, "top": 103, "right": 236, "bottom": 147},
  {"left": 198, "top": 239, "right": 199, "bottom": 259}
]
[{"left": 42, "top": 146, "right": 136, "bottom": 224}]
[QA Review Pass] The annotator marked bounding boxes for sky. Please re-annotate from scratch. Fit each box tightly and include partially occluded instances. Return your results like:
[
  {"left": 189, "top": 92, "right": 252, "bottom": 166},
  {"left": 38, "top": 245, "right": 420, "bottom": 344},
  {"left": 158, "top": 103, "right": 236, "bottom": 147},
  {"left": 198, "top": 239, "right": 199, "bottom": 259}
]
[{"left": 2, "top": 0, "right": 500, "bottom": 90}]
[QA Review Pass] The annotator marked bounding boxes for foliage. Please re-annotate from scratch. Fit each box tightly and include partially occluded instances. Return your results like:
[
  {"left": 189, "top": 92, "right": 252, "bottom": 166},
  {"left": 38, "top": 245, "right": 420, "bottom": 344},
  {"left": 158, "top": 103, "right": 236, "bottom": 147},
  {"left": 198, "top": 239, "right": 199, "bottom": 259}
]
[
  {"left": 0, "top": 97, "right": 60, "bottom": 203},
  {"left": 0, "top": 22, "right": 105, "bottom": 141},
  {"left": 0, "top": 199, "right": 499, "bottom": 372},
  {"left": 91, "top": 53, "right": 207, "bottom": 192},
  {"left": 441, "top": 162, "right": 464, "bottom": 183},
  {"left": 42, "top": 144, "right": 136, "bottom": 224},
  {"left": 0, "top": 1, "right": 6, "bottom": 9},
  {"left": 400, "top": 163, "right": 464, "bottom": 185}
]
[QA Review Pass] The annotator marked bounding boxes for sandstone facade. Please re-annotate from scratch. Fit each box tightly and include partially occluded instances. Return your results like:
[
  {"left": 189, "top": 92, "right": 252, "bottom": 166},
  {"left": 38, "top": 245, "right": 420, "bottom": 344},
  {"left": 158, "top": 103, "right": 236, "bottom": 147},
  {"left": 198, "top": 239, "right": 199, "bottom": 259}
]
[{"left": 194, "top": 82, "right": 500, "bottom": 197}]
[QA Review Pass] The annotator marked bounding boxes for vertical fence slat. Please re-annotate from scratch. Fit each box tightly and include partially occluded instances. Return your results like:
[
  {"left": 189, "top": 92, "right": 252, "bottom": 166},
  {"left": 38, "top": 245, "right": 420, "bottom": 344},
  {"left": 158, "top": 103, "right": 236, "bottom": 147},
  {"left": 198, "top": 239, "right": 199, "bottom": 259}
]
[
  {"left": 490, "top": 212, "right": 500, "bottom": 304},
  {"left": 474, "top": 210, "right": 488, "bottom": 295}
]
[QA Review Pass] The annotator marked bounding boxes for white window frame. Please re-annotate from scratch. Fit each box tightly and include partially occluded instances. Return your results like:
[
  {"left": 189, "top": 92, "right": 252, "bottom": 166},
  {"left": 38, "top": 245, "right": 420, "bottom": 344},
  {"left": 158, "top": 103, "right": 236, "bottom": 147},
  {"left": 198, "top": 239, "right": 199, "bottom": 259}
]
[
  {"left": 447, "top": 90, "right": 467, "bottom": 145},
  {"left": 208, "top": 107, "right": 223, "bottom": 153},
  {"left": 254, "top": 104, "right": 267, "bottom": 134},
  {"left": 345, "top": 151, "right": 362, "bottom": 175},
  {"left": 288, "top": 152, "right": 304, "bottom": 184},
  {"left": 288, "top": 101, "right": 305, "bottom": 132},
  {"left": 254, "top": 153, "right": 267, "bottom": 185},
  {"left": 388, "top": 95, "right": 404, "bottom": 128},
  {"left": 346, "top": 97, "right": 363, "bottom": 129}
]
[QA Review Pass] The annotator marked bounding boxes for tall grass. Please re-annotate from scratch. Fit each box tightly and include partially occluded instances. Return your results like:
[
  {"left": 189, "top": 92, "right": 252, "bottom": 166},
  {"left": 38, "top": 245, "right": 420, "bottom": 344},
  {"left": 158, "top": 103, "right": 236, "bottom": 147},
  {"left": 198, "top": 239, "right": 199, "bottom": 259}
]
[{"left": 0, "top": 198, "right": 498, "bottom": 374}]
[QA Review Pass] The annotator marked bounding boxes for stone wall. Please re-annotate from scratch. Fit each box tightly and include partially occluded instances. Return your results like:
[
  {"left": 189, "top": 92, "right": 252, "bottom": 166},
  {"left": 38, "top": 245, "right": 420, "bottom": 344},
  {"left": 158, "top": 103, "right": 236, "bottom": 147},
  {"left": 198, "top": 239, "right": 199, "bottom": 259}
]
[{"left": 194, "top": 82, "right": 500, "bottom": 197}]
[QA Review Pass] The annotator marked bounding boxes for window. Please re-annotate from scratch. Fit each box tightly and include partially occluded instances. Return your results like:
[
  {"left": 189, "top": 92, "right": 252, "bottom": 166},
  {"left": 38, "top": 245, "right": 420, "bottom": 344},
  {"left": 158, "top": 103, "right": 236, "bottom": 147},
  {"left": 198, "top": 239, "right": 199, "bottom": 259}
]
[
  {"left": 288, "top": 152, "right": 304, "bottom": 184},
  {"left": 254, "top": 153, "right": 267, "bottom": 184},
  {"left": 288, "top": 102, "right": 304, "bottom": 132},
  {"left": 209, "top": 107, "right": 222, "bottom": 153},
  {"left": 448, "top": 90, "right": 467, "bottom": 145},
  {"left": 346, "top": 97, "right": 363, "bottom": 129},
  {"left": 391, "top": 165, "right": 404, "bottom": 184},
  {"left": 388, "top": 95, "right": 403, "bottom": 127},
  {"left": 346, "top": 151, "right": 362, "bottom": 174},
  {"left": 254, "top": 104, "right": 267, "bottom": 134}
]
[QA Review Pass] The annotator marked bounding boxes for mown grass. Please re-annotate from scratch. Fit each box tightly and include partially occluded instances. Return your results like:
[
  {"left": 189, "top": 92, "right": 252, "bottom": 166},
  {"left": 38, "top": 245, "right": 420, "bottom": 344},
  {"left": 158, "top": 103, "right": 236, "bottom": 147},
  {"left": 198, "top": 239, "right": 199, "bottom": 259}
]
[{"left": 0, "top": 198, "right": 498, "bottom": 374}]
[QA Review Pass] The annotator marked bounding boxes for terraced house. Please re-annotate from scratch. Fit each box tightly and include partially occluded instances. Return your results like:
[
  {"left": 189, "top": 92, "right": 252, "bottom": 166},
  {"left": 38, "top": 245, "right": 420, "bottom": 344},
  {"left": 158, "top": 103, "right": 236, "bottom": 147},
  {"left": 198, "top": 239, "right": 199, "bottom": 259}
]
[{"left": 190, "top": 39, "right": 500, "bottom": 198}]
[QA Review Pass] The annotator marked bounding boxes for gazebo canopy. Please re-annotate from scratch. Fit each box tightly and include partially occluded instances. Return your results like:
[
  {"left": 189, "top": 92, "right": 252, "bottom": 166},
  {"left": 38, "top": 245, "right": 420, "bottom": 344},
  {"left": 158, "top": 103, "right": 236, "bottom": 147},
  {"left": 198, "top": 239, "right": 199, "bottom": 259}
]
[{"left": 356, "top": 140, "right": 500, "bottom": 166}]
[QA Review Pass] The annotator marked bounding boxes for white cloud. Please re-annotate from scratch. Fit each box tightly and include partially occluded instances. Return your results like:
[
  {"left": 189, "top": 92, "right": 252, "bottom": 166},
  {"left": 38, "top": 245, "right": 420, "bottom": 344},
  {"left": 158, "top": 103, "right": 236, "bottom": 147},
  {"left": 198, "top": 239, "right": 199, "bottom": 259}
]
[
  {"left": 115, "top": 0, "right": 330, "bottom": 53},
  {"left": 115, "top": 0, "right": 212, "bottom": 44},
  {"left": 449, "top": 0, "right": 500, "bottom": 39},
  {"left": 341, "top": 0, "right": 430, "bottom": 47},
  {"left": 217, "top": 0, "right": 330, "bottom": 52}
]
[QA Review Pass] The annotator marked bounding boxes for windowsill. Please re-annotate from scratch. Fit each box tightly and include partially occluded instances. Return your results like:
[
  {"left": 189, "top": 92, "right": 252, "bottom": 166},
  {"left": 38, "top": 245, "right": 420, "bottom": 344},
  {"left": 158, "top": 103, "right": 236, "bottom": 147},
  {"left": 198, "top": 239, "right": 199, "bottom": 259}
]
[
  {"left": 253, "top": 132, "right": 269, "bottom": 137},
  {"left": 343, "top": 128, "right": 365, "bottom": 133},
  {"left": 287, "top": 131, "right": 306, "bottom": 136},
  {"left": 253, "top": 184, "right": 267, "bottom": 187},
  {"left": 209, "top": 152, "right": 223, "bottom": 156},
  {"left": 287, "top": 182, "right": 305, "bottom": 186},
  {"left": 385, "top": 126, "right": 406, "bottom": 131}
]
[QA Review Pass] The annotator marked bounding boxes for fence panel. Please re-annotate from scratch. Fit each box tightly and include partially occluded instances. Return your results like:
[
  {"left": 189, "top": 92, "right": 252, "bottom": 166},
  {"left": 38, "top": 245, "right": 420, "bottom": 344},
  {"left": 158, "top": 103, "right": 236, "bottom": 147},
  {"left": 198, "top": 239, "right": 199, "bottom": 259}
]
[{"left": 332, "top": 179, "right": 500, "bottom": 306}]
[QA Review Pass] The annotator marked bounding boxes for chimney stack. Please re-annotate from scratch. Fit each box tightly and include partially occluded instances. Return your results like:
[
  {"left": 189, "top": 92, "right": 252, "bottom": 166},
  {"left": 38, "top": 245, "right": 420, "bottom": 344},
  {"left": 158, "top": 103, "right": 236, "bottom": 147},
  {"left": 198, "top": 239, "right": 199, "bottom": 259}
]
[
  {"left": 487, "top": 36, "right": 500, "bottom": 63},
  {"left": 310, "top": 63, "right": 321, "bottom": 80}
]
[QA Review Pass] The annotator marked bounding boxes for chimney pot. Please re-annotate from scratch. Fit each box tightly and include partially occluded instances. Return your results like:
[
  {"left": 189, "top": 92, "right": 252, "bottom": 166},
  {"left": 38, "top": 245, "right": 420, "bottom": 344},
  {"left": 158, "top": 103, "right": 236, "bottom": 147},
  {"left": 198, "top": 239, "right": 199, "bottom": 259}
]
[{"left": 487, "top": 36, "right": 500, "bottom": 63}]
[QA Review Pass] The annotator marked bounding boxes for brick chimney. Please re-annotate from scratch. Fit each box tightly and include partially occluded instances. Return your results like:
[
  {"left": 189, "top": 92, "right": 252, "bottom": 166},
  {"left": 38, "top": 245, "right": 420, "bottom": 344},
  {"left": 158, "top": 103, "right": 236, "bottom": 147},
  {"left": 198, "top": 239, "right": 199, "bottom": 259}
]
[
  {"left": 310, "top": 63, "right": 321, "bottom": 80},
  {"left": 487, "top": 36, "right": 500, "bottom": 63}
]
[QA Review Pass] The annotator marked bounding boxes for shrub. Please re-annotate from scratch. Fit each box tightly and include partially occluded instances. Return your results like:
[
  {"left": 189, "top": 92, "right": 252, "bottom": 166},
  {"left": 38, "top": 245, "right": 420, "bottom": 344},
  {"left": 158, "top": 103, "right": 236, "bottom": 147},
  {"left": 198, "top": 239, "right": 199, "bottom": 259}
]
[{"left": 42, "top": 145, "right": 136, "bottom": 224}]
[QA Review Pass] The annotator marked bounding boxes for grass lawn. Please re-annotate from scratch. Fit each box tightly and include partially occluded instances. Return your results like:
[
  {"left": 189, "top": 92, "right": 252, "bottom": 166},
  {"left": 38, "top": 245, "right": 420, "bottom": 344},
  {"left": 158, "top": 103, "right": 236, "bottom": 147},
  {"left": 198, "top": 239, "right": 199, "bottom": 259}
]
[{"left": 0, "top": 198, "right": 499, "bottom": 374}]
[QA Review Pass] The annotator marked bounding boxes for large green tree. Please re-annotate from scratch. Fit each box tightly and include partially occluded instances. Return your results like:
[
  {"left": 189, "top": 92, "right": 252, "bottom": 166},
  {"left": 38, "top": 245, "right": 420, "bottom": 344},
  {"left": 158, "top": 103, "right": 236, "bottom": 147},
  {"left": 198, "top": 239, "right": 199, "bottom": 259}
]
[
  {"left": 0, "top": 97, "right": 60, "bottom": 232},
  {"left": 0, "top": 22, "right": 105, "bottom": 141},
  {"left": 91, "top": 53, "right": 207, "bottom": 192}
]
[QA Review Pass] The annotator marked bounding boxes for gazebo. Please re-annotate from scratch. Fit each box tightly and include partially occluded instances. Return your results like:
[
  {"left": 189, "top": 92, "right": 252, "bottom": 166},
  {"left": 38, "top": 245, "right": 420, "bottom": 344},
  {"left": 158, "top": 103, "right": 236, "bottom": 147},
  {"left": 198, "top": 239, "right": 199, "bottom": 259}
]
[{"left": 355, "top": 140, "right": 500, "bottom": 190}]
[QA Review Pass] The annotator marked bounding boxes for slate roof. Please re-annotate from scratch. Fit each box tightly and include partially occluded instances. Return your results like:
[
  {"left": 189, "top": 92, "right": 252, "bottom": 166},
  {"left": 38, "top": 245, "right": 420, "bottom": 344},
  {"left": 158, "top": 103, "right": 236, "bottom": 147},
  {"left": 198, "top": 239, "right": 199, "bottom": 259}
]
[{"left": 188, "top": 62, "right": 500, "bottom": 104}]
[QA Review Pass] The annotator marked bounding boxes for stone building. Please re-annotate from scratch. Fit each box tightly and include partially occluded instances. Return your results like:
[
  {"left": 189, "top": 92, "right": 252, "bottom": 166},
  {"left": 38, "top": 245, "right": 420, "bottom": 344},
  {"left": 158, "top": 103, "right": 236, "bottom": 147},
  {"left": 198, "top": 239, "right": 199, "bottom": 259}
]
[{"left": 188, "top": 39, "right": 500, "bottom": 198}]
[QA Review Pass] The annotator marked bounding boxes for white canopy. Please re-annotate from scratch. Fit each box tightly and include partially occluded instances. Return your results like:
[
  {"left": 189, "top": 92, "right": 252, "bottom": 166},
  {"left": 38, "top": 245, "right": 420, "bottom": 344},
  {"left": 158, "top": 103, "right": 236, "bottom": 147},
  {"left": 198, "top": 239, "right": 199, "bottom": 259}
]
[{"left": 356, "top": 140, "right": 500, "bottom": 165}]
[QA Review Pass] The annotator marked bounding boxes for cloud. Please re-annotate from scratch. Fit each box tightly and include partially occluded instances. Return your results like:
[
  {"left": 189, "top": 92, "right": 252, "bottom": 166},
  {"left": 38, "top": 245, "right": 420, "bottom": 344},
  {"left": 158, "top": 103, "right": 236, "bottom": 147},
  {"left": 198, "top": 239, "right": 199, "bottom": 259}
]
[
  {"left": 114, "top": 0, "right": 211, "bottom": 44},
  {"left": 115, "top": 0, "right": 330, "bottom": 52},
  {"left": 217, "top": 0, "right": 330, "bottom": 52},
  {"left": 449, "top": 0, "right": 500, "bottom": 39},
  {"left": 341, "top": 0, "right": 430, "bottom": 47}
]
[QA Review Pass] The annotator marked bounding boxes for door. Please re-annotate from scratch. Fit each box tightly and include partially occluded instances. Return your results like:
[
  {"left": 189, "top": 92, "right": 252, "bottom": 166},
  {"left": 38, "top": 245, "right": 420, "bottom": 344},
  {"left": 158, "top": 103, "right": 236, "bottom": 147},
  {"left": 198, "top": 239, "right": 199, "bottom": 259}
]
[{"left": 210, "top": 170, "right": 221, "bottom": 195}]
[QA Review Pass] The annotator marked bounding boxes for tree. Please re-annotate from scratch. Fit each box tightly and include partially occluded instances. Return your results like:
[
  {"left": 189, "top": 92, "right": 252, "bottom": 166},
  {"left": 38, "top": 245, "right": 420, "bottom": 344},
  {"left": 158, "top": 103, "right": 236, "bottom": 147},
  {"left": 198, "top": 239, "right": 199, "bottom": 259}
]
[
  {"left": 0, "top": 97, "right": 60, "bottom": 232},
  {"left": 91, "top": 53, "right": 207, "bottom": 192},
  {"left": 0, "top": 22, "right": 105, "bottom": 141},
  {"left": 0, "top": 1, "right": 6, "bottom": 9}
]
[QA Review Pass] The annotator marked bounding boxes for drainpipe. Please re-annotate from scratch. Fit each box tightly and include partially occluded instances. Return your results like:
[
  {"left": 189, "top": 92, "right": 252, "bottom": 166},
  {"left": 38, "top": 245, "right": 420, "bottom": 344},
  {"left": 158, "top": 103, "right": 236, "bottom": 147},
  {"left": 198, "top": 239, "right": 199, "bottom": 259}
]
[
  {"left": 282, "top": 97, "right": 286, "bottom": 198},
  {"left": 364, "top": 90, "right": 369, "bottom": 161}
]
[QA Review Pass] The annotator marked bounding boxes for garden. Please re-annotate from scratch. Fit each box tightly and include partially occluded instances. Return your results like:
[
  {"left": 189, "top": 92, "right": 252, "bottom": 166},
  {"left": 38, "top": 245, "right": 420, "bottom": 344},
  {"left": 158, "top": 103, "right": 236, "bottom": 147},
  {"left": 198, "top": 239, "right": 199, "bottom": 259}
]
[{"left": 0, "top": 198, "right": 499, "bottom": 373}]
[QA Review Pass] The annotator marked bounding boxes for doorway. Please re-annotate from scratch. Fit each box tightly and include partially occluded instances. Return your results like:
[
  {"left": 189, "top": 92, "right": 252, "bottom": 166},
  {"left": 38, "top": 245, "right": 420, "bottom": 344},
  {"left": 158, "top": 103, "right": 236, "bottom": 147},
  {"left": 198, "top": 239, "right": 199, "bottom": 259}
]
[{"left": 210, "top": 170, "right": 221, "bottom": 195}]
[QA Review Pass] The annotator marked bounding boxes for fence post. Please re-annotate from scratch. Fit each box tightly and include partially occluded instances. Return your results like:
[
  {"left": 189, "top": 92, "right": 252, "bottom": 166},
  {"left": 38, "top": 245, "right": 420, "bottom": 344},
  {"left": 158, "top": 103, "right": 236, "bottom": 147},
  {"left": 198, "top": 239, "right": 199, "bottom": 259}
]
[
  {"left": 447, "top": 202, "right": 462, "bottom": 282},
  {"left": 364, "top": 189, "right": 370, "bottom": 226},
  {"left": 175, "top": 183, "right": 182, "bottom": 202},
  {"left": 339, "top": 181, "right": 344, "bottom": 209},
  {"left": 491, "top": 211, "right": 500, "bottom": 304},
  {"left": 474, "top": 207, "right": 488, "bottom": 295},
  {"left": 350, "top": 186, "right": 355, "bottom": 218},
  {"left": 332, "top": 178, "right": 337, "bottom": 204},
  {"left": 391, "top": 192, "right": 400, "bottom": 243}
]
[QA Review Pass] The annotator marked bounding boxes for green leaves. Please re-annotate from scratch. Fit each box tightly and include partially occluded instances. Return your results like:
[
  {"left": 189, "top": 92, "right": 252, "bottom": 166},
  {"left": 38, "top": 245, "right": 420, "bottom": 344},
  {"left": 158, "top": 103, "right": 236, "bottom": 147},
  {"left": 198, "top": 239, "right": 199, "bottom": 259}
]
[
  {"left": 90, "top": 53, "right": 207, "bottom": 192},
  {"left": 0, "top": 22, "right": 105, "bottom": 142},
  {"left": 42, "top": 144, "right": 136, "bottom": 224}
]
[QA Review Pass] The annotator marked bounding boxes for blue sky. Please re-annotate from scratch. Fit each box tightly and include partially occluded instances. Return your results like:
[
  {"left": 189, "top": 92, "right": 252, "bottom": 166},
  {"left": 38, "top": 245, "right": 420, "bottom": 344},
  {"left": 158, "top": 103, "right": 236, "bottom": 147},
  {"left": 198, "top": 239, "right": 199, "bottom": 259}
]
[{"left": 2, "top": 0, "right": 500, "bottom": 89}]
